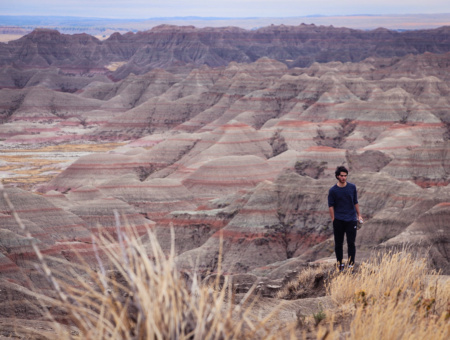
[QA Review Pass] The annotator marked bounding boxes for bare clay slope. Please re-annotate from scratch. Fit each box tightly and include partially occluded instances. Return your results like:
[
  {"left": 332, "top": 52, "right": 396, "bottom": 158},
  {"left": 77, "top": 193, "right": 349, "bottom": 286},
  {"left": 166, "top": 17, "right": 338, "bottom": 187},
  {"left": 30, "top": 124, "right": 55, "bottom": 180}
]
[{"left": 17, "top": 52, "right": 447, "bottom": 276}]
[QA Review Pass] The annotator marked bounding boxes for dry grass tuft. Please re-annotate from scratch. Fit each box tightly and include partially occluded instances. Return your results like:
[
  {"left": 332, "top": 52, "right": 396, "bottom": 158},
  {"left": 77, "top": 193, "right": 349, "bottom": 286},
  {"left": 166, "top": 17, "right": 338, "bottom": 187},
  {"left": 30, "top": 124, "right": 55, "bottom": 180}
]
[
  {"left": 276, "top": 263, "right": 333, "bottom": 299},
  {"left": 19, "top": 222, "right": 299, "bottom": 339},
  {"left": 326, "top": 251, "right": 450, "bottom": 339}
]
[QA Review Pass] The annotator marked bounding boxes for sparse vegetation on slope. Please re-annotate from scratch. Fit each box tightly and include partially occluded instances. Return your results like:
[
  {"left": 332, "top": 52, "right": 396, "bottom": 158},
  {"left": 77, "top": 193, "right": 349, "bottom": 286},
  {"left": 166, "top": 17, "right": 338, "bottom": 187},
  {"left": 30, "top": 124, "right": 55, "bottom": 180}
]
[
  {"left": 326, "top": 252, "right": 450, "bottom": 339},
  {"left": 3, "top": 189, "right": 448, "bottom": 339},
  {"left": 9, "top": 227, "right": 449, "bottom": 339},
  {"left": 13, "top": 224, "right": 299, "bottom": 339}
]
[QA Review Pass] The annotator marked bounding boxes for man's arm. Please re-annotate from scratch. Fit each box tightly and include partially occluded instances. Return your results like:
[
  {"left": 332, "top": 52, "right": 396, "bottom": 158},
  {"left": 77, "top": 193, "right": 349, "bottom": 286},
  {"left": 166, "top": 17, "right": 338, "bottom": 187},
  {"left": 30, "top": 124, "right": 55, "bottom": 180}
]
[
  {"left": 355, "top": 203, "right": 363, "bottom": 222},
  {"left": 328, "top": 188, "right": 335, "bottom": 221},
  {"left": 329, "top": 206, "right": 335, "bottom": 221}
]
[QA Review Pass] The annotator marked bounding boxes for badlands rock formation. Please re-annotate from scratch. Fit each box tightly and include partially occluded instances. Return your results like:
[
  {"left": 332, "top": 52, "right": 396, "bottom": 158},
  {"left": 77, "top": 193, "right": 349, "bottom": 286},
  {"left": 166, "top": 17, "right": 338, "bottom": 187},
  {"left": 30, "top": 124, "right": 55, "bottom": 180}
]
[
  {"left": 1, "top": 25, "right": 450, "bottom": 81},
  {"left": 0, "top": 25, "right": 449, "bottom": 327},
  {"left": 0, "top": 186, "right": 91, "bottom": 288},
  {"left": 3, "top": 50, "right": 448, "bottom": 272}
]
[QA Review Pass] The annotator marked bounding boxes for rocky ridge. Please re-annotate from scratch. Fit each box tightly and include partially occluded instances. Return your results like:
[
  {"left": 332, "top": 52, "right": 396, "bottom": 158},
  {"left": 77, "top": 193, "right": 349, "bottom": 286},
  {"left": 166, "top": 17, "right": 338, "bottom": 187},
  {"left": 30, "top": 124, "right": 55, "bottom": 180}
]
[{"left": 1, "top": 25, "right": 450, "bottom": 82}]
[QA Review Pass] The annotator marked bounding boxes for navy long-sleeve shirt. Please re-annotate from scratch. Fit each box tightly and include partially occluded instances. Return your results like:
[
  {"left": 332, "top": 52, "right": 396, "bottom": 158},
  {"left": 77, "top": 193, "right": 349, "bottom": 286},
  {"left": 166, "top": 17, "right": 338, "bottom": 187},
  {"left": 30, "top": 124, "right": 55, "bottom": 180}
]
[{"left": 328, "top": 182, "right": 358, "bottom": 222}]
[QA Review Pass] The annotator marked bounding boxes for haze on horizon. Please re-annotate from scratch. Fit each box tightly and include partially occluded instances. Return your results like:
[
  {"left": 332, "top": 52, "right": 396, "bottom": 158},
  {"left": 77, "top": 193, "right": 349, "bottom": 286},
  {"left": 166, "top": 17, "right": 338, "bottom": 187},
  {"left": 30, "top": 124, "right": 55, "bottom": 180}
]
[{"left": 2, "top": 0, "right": 450, "bottom": 19}]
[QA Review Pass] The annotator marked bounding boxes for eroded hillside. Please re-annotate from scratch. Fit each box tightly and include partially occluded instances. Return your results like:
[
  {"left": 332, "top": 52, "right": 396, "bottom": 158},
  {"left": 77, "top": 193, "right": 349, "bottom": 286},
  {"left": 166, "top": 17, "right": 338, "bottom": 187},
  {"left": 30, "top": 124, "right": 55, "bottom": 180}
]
[{"left": 0, "top": 26, "right": 449, "bottom": 331}]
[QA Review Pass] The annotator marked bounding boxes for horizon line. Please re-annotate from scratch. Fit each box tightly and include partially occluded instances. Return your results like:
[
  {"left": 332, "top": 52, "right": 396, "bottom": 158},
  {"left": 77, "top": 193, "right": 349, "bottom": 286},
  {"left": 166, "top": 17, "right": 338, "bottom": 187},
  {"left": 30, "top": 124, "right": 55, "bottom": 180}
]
[{"left": 2, "top": 13, "right": 450, "bottom": 21}]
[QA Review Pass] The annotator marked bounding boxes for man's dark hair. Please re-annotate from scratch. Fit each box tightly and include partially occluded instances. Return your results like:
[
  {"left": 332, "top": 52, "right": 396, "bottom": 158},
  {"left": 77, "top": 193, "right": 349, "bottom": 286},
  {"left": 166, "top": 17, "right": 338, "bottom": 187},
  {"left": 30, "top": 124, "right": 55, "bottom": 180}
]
[{"left": 335, "top": 166, "right": 348, "bottom": 179}]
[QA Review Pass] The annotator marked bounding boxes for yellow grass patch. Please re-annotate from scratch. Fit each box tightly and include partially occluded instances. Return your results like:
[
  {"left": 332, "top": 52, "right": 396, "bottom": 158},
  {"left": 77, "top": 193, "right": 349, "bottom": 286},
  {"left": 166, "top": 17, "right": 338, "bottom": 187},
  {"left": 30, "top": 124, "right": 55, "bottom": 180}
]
[
  {"left": 0, "top": 142, "right": 125, "bottom": 189},
  {"left": 11, "top": 142, "right": 125, "bottom": 153},
  {"left": 326, "top": 252, "right": 450, "bottom": 339},
  {"left": 105, "top": 62, "right": 127, "bottom": 71},
  {"left": 0, "top": 34, "right": 25, "bottom": 42}
]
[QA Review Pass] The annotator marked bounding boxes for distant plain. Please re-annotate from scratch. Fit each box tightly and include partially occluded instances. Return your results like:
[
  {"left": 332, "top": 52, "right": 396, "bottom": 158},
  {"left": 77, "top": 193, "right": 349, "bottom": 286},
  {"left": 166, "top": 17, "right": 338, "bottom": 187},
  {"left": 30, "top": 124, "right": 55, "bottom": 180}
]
[{"left": 1, "top": 13, "right": 450, "bottom": 42}]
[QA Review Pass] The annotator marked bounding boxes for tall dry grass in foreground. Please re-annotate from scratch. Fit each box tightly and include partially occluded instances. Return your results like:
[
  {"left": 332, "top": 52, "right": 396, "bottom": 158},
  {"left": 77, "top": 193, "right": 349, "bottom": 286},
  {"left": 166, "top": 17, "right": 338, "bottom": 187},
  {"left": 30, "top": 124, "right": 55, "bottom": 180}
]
[
  {"left": 9, "top": 219, "right": 450, "bottom": 339},
  {"left": 327, "top": 252, "right": 450, "bottom": 339},
  {"left": 25, "top": 223, "right": 298, "bottom": 339}
]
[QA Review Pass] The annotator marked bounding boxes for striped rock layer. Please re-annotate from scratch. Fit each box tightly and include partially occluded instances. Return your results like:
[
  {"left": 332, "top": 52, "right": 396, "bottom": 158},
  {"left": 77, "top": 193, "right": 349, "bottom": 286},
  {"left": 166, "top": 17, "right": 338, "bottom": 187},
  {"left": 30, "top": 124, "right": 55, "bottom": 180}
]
[{"left": 1, "top": 28, "right": 450, "bottom": 288}]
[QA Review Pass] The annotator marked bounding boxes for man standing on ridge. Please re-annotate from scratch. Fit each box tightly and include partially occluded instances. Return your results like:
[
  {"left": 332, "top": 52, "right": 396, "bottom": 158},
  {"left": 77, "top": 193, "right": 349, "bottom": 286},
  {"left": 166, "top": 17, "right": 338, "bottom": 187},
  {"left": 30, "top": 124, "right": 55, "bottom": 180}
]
[{"left": 328, "top": 166, "right": 363, "bottom": 271}]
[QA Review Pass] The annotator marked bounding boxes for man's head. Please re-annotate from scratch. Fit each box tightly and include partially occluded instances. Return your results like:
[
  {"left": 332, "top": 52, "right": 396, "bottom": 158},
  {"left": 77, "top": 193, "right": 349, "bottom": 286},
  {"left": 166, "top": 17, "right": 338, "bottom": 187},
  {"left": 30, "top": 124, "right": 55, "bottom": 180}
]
[{"left": 335, "top": 166, "right": 348, "bottom": 183}]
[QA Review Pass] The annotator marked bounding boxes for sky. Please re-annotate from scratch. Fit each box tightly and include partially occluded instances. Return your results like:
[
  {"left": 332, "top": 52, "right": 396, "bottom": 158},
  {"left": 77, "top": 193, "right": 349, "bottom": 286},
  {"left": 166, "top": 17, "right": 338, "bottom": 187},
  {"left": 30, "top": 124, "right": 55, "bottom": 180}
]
[{"left": 2, "top": 0, "right": 450, "bottom": 19}]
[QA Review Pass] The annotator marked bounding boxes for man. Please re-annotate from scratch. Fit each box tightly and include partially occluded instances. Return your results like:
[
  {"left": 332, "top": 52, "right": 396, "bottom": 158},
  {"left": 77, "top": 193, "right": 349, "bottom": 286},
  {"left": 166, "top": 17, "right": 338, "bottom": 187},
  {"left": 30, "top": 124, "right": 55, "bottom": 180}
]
[{"left": 328, "top": 166, "right": 363, "bottom": 271}]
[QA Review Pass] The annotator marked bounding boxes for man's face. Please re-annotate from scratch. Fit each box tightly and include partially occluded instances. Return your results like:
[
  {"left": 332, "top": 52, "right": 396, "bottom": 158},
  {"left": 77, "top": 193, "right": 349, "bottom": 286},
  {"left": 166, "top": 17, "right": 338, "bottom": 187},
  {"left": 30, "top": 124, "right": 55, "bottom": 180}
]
[{"left": 337, "top": 172, "right": 348, "bottom": 184}]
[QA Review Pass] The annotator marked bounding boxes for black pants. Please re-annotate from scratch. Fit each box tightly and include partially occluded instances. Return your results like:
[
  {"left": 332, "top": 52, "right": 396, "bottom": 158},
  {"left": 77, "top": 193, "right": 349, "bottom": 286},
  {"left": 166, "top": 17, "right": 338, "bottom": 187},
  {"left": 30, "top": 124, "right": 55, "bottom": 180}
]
[{"left": 333, "top": 219, "right": 357, "bottom": 265}]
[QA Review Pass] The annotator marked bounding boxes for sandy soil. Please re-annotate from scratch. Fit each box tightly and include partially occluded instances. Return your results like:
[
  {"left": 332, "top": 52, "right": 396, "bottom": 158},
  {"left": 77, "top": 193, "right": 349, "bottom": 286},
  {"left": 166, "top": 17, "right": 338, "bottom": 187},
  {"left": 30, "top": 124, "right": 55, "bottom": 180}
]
[
  {"left": 0, "top": 142, "right": 124, "bottom": 191},
  {"left": 0, "top": 34, "right": 25, "bottom": 42}
]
